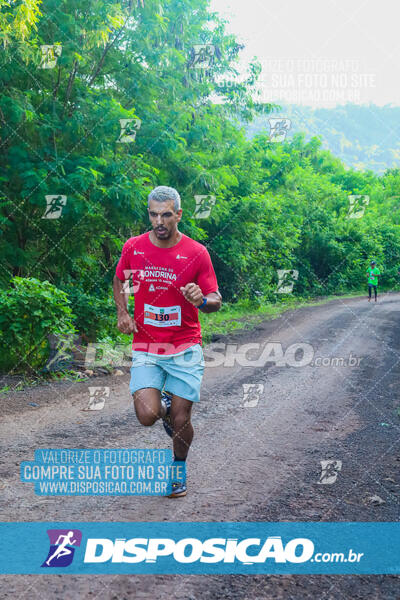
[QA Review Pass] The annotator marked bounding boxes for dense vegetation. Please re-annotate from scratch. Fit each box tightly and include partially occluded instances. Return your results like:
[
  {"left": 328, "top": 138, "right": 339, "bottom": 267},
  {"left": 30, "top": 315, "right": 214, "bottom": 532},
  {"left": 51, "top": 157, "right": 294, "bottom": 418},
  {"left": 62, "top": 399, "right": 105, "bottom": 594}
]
[
  {"left": 247, "top": 104, "right": 400, "bottom": 174},
  {"left": 1, "top": 0, "right": 400, "bottom": 372}
]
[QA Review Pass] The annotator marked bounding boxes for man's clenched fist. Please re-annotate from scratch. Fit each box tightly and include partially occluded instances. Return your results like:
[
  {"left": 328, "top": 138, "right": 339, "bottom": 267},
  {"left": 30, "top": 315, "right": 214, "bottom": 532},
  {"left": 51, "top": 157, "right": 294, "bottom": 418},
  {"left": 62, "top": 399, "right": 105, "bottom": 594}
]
[
  {"left": 180, "top": 283, "right": 204, "bottom": 307},
  {"left": 117, "top": 312, "right": 138, "bottom": 335}
]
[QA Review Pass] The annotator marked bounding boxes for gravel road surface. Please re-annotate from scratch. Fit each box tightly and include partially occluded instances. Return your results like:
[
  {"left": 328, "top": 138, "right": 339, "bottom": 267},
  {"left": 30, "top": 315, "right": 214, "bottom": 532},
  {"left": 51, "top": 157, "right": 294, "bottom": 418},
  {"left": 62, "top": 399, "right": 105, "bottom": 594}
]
[{"left": 1, "top": 294, "right": 400, "bottom": 598}]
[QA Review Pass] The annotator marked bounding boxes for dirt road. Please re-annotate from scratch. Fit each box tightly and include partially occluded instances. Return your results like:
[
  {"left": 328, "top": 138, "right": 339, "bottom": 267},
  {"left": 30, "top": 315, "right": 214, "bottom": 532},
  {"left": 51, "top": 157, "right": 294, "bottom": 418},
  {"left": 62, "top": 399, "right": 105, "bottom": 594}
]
[{"left": 1, "top": 294, "right": 400, "bottom": 598}]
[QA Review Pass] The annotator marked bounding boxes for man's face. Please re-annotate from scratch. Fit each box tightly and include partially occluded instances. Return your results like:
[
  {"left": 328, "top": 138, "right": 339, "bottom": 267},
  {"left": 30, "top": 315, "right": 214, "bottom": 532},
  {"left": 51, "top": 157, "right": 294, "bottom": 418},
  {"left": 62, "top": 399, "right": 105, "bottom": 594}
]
[{"left": 148, "top": 199, "right": 182, "bottom": 240}]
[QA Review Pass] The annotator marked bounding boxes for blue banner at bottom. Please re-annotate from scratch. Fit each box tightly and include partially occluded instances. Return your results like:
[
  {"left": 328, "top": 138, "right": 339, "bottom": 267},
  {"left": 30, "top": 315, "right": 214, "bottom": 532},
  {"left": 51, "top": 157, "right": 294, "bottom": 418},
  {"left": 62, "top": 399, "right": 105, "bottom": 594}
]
[{"left": 0, "top": 522, "right": 399, "bottom": 574}]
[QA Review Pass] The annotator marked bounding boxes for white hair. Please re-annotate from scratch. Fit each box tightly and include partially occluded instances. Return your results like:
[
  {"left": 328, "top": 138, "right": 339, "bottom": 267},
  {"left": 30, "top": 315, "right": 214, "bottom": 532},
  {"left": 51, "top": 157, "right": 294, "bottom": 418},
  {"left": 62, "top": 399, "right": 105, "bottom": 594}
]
[{"left": 147, "top": 186, "right": 181, "bottom": 212}]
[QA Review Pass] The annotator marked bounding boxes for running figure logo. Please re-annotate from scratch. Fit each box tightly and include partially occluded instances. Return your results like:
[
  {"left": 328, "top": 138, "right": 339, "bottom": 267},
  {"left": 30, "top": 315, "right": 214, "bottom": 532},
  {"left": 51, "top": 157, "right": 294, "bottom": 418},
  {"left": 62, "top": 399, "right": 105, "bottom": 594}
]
[
  {"left": 276, "top": 269, "right": 299, "bottom": 294},
  {"left": 347, "top": 195, "right": 369, "bottom": 219},
  {"left": 242, "top": 383, "right": 264, "bottom": 407},
  {"left": 41, "top": 529, "right": 82, "bottom": 567},
  {"left": 117, "top": 118, "right": 141, "bottom": 143},
  {"left": 121, "top": 268, "right": 145, "bottom": 295},
  {"left": 269, "top": 118, "right": 291, "bottom": 142},
  {"left": 85, "top": 386, "right": 110, "bottom": 411},
  {"left": 193, "top": 195, "right": 216, "bottom": 219},
  {"left": 39, "top": 45, "right": 62, "bottom": 69},
  {"left": 318, "top": 460, "right": 342, "bottom": 485},
  {"left": 190, "top": 44, "right": 215, "bottom": 69},
  {"left": 42, "top": 195, "right": 67, "bottom": 219}
]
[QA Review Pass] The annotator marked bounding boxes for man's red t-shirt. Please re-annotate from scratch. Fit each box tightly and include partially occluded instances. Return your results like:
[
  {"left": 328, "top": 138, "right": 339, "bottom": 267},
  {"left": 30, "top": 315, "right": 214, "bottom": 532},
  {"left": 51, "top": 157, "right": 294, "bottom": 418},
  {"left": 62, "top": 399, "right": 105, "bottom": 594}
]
[{"left": 115, "top": 231, "right": 219, "bottom": 355}]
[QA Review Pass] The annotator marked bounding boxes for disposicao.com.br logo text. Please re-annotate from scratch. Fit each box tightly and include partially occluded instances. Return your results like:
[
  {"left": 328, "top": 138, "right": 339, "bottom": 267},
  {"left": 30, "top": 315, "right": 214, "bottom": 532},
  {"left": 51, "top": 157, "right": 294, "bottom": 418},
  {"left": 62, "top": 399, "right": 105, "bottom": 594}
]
[{"left": 83, "top": 536, "right": 363, "bottom": 565}]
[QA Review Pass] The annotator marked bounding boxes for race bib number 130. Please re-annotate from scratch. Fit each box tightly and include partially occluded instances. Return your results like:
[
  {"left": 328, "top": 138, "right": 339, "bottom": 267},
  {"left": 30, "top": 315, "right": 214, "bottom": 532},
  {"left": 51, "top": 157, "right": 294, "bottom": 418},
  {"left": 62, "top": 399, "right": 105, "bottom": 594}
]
[{"left": 144, "top": 304, "right": 181, "bottom": 327}]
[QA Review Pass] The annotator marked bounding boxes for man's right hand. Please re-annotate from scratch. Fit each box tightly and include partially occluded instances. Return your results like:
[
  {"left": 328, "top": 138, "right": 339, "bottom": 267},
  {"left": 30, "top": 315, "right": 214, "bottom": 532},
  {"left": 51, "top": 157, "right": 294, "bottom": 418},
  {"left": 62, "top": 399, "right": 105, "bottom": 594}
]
[{"left": 117, "top": 312, "right": 138, "bottom": 335}]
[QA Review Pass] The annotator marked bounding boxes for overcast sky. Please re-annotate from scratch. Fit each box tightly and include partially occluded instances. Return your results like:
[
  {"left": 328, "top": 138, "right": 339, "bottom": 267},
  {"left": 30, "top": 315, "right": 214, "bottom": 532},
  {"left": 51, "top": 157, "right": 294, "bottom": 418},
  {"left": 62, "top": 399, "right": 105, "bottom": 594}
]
[{"left": 210, "top": 0, "right": 400, "bottom": 107}]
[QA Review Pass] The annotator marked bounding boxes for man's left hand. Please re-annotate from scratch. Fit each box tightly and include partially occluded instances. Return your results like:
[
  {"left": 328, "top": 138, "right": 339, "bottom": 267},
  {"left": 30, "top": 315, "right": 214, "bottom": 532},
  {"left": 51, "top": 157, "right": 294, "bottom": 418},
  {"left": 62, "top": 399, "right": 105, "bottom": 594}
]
[{"left": 180, "top": 283, "right": 203, "bottom": 307}]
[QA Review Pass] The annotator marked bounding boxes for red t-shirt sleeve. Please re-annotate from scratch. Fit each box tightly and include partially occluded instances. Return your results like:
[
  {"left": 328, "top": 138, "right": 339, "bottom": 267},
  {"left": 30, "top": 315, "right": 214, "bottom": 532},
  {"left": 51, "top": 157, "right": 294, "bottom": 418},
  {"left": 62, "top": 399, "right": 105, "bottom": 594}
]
[
  {"left": 115, "top": 238, "right": 134, "bottom": 281},
  {"left": 196, "top": 247, "right": 219, "bottom": 296}
]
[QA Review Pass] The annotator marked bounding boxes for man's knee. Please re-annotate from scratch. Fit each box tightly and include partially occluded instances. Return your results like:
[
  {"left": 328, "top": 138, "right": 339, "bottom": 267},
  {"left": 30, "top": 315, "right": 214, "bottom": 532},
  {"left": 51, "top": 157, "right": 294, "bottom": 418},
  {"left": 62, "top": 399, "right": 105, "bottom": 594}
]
[
  {"left": 133, "top": 390, "right": 160, "bottom": 426},
  {"left": 137, "top": 411, "right": 157, "bottom": 427},
  {"left": 171, "top": 411, "right": 192, "bottom": 433}
]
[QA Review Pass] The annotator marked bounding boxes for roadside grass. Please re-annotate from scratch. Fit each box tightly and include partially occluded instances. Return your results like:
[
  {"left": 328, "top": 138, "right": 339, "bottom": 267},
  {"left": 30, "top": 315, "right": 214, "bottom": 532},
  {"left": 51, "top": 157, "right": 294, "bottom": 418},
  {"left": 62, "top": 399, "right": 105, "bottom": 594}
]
[{"left": 0, "top": 369, "right": 87, "bottom": 395}]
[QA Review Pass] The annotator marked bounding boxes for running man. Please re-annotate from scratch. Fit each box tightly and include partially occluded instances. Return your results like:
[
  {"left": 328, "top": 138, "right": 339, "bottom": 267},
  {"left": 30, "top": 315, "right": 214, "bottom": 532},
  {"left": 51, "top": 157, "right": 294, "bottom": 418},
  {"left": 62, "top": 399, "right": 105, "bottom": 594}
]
[
  {"left": 46, "top": 531, "right": 77, "bottom": 566},
  {"left": 367, "top": 260, "right": 380, "bottom": 302},
  {"left": 113, "top": 186, "right": 222, "bottom": 497}
]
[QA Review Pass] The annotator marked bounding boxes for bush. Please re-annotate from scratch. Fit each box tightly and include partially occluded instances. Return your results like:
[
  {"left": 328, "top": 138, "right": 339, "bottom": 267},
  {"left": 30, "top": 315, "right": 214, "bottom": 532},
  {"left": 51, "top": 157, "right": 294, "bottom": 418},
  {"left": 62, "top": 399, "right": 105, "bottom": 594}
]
[
  {"left": 60, "top": 284, "right": 117, "bottom": 342},
  {"left": 0, "top": 277, "right": 76, "bottom": 374}
]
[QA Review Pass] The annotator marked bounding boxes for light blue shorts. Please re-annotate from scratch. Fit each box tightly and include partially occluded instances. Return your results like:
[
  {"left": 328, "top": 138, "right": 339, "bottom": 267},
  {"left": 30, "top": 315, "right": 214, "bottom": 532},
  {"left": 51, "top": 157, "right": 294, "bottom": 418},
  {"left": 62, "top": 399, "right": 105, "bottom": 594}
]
[{"left": 129, "top": 343, "right": 205, "bottom": 403}]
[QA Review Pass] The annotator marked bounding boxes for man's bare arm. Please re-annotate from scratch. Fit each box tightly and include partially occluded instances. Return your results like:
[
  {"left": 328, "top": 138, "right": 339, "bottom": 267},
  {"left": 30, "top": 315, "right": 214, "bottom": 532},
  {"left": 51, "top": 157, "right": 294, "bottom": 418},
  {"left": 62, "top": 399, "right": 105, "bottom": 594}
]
[{"left": 113, "top": 275, "right": 138, "bottom": 334}]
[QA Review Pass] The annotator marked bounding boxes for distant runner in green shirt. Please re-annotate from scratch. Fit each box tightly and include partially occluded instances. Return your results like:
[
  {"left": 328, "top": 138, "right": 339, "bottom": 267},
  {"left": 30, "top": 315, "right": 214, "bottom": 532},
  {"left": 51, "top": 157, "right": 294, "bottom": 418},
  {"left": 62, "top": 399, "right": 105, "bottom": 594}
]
[{"left": 367, "top": 260, "right": 380, "bottom": 302}]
